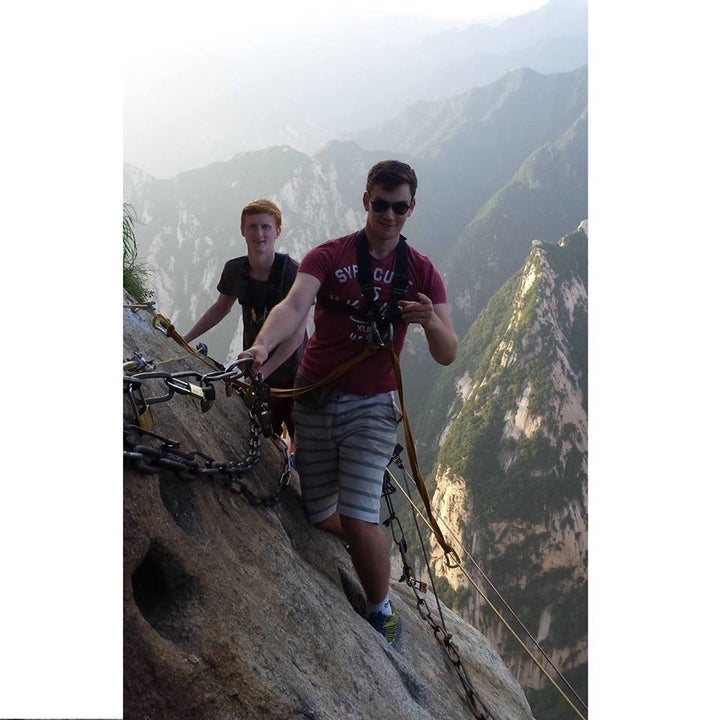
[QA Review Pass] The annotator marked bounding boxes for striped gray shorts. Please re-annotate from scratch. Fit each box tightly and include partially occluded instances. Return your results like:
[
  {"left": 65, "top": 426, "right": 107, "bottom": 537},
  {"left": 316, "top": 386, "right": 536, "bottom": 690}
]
[{"left": 291, "top": 391, "right": 402, "bottom": 524}]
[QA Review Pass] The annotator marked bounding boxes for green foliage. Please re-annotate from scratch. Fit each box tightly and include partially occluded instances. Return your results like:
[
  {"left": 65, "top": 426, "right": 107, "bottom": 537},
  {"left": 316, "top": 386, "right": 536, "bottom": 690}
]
[
  {"left": 547, "top": 578, "right": 587, "bottom": 649},
  {"left": 525, "top": 662, "right": 588, "bottom": 720},
  {"left": 123, "top": 203, "right": 153, "bottom": 302}
]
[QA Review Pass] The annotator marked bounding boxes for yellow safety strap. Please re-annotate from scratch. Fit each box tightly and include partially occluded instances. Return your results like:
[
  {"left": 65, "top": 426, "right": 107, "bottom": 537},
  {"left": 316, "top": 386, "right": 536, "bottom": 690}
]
[
  {"left": 151, "top": 313, "right": 225, "bottom": 372},
  {"left": 386, "top": 345, "right": 455, "bottom": 557},
  {"left": 268, "top": 344, "right": 377, "bottom": 399}
]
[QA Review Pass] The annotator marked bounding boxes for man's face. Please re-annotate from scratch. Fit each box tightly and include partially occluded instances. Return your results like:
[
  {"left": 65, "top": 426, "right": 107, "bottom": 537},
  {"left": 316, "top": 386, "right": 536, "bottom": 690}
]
[
  {"left": 241, "top": 212, "right": 280, "bottom": 249},
  {"left": 362, "top": 184, "right": 415, "bottom": 242}
]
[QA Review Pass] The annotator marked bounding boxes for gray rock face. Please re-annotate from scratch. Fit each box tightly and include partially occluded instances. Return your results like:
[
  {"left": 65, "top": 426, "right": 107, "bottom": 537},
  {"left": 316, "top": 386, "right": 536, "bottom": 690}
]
[{"left": 123, "top": 293, "right": 535, "bottom": 720}]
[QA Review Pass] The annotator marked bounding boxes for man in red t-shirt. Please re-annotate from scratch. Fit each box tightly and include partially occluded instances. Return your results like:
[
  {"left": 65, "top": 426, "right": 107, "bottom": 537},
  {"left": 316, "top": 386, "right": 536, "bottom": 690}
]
[{"left": 239, "top": 161, "right": 458, "bottom": 647}]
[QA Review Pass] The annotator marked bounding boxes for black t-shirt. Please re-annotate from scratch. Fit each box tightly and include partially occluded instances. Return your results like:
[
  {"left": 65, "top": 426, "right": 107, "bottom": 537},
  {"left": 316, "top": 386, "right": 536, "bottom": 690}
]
[{"left": 217, "top": 253, "right": 305, "bottom": 385}]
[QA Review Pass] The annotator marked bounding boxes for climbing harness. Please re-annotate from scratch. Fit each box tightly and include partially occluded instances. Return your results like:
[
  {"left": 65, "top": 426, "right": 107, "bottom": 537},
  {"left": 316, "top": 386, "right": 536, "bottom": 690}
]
[
  {"left": 232, "top": 252, "right": 293, "bottom": 310},
  {"left": 316, "top": 229, "right": 409, "bottom": 338},
  {"left": 272, "top": 230, "right": 454, "bottom": 558}
]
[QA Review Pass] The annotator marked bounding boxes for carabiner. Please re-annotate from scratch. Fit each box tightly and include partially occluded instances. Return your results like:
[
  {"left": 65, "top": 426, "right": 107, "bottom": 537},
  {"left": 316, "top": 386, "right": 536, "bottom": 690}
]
[{"left": 369, "top": 320, "right": 393, "bottom": 349}]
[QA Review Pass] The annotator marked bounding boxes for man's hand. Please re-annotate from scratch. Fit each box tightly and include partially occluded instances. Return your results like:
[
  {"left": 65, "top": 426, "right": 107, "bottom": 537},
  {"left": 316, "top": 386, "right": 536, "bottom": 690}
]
[
  {"left": 399, "top": 293, "right": 458, "bottom": 365},
  {"left": 398, "top": 292, "right": 436, "bottom": 328},
  {"left": 237, "top": 345, "right": 268, "bottom": 376}
]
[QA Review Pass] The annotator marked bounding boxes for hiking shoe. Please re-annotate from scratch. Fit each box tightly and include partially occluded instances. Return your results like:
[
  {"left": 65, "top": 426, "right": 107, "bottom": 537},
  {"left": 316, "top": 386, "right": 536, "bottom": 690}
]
[{"left": 367, "top": 604, "right": 402, "bottom": 648}]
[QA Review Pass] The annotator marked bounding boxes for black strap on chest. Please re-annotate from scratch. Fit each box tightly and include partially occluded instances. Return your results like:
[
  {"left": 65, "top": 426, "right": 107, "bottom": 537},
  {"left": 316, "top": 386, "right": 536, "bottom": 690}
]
[
  {"left": 264, "top": 252, "right": 289, "bottom": 308},
  {"left": 237, "top": 252, "right": 289, "bottom": 309},
  {"left": 318, "top": 230, "right": 409, "bottom": 330},
  {"left": 356, "top": 229, "right": 409, "bottom": 325}
]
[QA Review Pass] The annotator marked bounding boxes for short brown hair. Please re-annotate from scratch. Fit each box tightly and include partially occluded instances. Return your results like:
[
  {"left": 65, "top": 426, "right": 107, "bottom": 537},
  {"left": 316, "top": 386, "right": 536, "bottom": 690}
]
[
  {"left": 240, "top": 198, "right": 282, "bottom": 230},
  {"left": 366, "top": 160, "right": 418, "bottom": 198}
]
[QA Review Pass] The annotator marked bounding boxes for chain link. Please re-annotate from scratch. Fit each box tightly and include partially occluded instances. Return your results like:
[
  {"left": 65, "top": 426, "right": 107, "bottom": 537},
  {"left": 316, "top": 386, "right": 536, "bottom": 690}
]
[
  {"left": 382, "top": 452, "right": 495, "bottom": 720},
  {"left": 123, "top": 357, "right": 291, "bottom": 506}
]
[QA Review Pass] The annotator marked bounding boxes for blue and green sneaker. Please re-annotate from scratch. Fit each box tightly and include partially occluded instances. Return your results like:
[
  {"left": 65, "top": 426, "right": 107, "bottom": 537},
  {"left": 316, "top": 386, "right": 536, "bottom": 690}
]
[{"left": 367, "top": 603, "right": 402, "bottom": 647}]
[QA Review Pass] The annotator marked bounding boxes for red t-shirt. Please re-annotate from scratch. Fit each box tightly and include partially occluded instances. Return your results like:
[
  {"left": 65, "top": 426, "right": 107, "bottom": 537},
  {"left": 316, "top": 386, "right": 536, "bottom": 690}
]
[{"left": 298, "top": 232, "right": 447, "bottom": 394}]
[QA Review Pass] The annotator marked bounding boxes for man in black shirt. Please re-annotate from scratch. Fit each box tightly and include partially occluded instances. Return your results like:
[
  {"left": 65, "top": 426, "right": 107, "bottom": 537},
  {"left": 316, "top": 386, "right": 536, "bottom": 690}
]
[{"left": 184, "top": 199, "right": 306, "bottom": 438}]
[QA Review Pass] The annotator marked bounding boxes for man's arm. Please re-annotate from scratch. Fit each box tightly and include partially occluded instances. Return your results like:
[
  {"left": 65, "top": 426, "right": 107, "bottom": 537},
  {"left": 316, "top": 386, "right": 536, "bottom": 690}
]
[
  {"left": 184, "top": 293, "right": 236, "bottom": 343},
  {"left": 239, "top": 272, "right": 320, "bottom": 375},
  {"left": 399, "top": 293, "right": 458, "bottom": 366},
  {"left": 259, "top": 323, "right": 307, "bottom": 380}
]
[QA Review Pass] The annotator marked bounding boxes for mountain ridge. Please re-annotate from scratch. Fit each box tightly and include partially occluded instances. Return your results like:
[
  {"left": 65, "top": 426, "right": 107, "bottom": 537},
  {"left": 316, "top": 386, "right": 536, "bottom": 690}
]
[
  {"left": 427, "top": 225, "right": 588, "bottom": 719},
  {"left": 124, "top": 0, "right": 587, "bottom": 177}
]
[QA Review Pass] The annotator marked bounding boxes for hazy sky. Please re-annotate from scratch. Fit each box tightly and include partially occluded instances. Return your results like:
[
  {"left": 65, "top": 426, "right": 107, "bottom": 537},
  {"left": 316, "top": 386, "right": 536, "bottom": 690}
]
[
  {"left": 122, "top": 0, "right": 556, "bottom": 175},
  {"left": 125, "top": 0, "right": 549, "bottom": 62}
]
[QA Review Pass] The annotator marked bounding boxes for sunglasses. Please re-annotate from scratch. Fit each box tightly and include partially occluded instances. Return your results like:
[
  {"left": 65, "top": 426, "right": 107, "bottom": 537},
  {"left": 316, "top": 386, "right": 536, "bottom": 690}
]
[{"left": 369, "top": 198, "right": 413, "bottom": 215}]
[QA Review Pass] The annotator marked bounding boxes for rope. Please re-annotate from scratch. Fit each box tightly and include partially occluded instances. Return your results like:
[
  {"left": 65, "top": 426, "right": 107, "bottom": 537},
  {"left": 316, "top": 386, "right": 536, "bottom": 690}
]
[
  {"left": 268, "top": 344, "right": 377, "bottom": 400},
  {"left": 432, "top": 506, "right": 588, "bottom": 713},
  {"left": 382, "top": 461, "right": 493, "bottom": 719},
  {"left": 385, "top": 463, "right": 588, "bottom": 720},
  {"left": 387, "top": 344, "right": 454, "bottom": 556},
  {"left": 124, "top": 301, "right": 225, "bottom": 372}
]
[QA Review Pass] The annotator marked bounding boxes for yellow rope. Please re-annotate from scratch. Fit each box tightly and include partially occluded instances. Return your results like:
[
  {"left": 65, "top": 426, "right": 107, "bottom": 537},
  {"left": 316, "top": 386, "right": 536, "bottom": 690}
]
[
  {"left": 268, "top": 344, "right": 377, "bottom": 399},
  {"left": 387, "top": 345, "right": 454, "bottom": 556},
  {"left": 124, "top": 302, "right": 225, "bottom": 372},
  {"left": 152, "top": 353, "right": 194, "bottom": 367}
]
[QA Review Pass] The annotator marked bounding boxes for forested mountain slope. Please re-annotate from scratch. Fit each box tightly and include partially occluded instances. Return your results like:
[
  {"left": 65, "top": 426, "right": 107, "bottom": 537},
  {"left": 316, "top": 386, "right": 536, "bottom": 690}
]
[
  {"left": 425, "top": 227, "right": 588, "bottom": 720},
  {"left": 403, "top": 104, "right": 587, "bottom": 457}
]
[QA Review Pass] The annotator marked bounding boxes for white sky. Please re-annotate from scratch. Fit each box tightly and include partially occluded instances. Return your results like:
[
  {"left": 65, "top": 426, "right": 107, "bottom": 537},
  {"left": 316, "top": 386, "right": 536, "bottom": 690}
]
[
  {"left": 125, "top": 0, "right": 549, "bottom": 59},
  {"left": 132, "top": 0, "right": 549, "bottom": 33}
]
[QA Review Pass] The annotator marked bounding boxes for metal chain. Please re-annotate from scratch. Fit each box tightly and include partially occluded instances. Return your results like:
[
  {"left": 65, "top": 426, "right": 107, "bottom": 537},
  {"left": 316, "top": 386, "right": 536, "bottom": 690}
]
[
  {"left": 382, "top": 449, "right": 495, "bottom": 720},
  {"left": 123, "top": 357, "right": 291, "bottom": 506},
  {"left": 123, "top": 421, "right": 291, "bottom": 506},
  {"left": 387, "top": 462, "right": 589, "bottom": 720},
  {"left": 124, "top": 357, "right": 275, "bottom": 433}
]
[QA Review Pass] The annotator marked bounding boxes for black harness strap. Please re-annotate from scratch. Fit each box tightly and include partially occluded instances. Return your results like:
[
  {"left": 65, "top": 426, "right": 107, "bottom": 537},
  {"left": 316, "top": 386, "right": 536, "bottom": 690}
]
[
  {"left": 235, "top": 252, "right": 290, "bottom": 308},
  {"left": 356, "top": 229, "right": 409, "bottom": 325},
  {"left": 265, "top": 252, "right": 290, "bottom": 308},
  {"left": 318, "top": 230, "right": 410, "bottom": 332}
]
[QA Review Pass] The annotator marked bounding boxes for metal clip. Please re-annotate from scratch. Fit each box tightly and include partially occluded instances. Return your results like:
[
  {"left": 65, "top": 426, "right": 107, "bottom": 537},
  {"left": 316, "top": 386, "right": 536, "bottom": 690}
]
[
  {"left": 153, "top": 315, "right": 173, "bottom": 336},
  {"left": 138, "top": 408, "right": 154, "bottom": 429},
  {"left": 242, "top": 385, "right": 258, "bottom": 409},
  {"left": 257, "top": 404, "right": 273, "bottom": 437},
  {"left": 369, "top": 320, "right": 393, "bottom": 349},
  {"left": 166, "top": 377, "right": 205, "bottom": 399},
  {"left": 123, "top": 352, "right": 152, "bottom": 373},
  {"left": 200, "top": 380, "right": 215, "bottom": 412}
]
